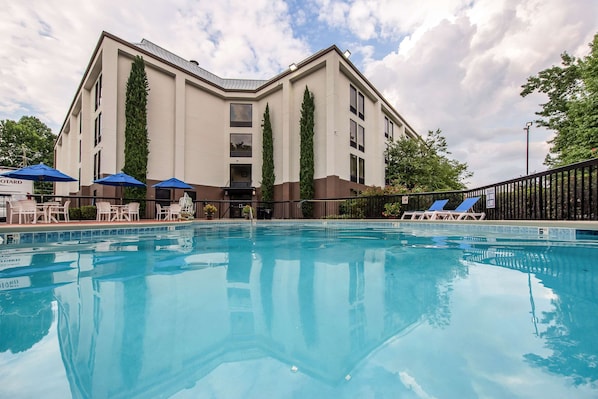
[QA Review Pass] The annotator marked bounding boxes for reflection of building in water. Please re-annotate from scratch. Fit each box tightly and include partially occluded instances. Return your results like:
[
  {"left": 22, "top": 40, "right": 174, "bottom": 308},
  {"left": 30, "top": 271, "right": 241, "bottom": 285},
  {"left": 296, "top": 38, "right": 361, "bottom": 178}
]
[
  {"left": 0, "top": 251, "right": 78, "bottom": 354},
  {"left": 53, "top": 233, "right": 464, "bottom": 397}
]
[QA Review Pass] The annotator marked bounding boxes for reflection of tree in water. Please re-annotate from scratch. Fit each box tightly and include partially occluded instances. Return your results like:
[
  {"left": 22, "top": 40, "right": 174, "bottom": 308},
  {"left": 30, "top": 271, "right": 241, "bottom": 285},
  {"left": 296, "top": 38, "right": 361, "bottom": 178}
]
[
  {"left": 521, "top": 246, "right": 598, "bottom": 385},
  {"left": 465, "top": 243, "right": 598, "bottom": 385},
  {"left": 0, "top": 252, "right": 56, "bottom": 354},
  {"left": 384, "top": 242, "right": 468, "bottom": 331},
  {"left": 0, "top": 289, "right": 53, "bottom": 353}
]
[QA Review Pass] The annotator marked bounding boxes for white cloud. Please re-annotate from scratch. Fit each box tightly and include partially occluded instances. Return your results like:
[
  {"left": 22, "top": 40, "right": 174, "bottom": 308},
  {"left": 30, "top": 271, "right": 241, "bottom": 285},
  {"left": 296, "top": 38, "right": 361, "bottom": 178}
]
[
  {"left": 0, "top": 0, "right": 596, "bottom": 187},
  {"left": 360, "top": 0, "right": 597, "bottom": 186},
  {"left": 0, "top": 0, "right": 310, "bottom": 130}
]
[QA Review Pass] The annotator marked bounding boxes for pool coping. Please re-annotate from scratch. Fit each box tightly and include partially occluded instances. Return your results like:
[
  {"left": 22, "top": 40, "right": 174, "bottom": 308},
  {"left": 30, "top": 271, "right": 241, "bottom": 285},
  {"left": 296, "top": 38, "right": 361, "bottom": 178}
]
[{"left": 1, "top": 219, "right": 597, "bottom": 245}]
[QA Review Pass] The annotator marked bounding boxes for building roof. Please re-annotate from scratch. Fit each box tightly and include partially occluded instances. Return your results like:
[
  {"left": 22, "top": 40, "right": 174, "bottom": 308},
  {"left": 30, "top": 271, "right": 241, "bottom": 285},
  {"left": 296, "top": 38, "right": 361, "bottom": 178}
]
[{"left": 134, "top": 39, "right": 268, "bottom": 91}]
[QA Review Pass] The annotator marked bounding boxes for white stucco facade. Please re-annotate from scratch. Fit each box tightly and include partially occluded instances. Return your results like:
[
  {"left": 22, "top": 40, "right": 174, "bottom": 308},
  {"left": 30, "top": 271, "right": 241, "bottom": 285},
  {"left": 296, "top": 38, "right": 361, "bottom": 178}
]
[{"left": 54, "top": 32, "right": 419, "bottom": 204}]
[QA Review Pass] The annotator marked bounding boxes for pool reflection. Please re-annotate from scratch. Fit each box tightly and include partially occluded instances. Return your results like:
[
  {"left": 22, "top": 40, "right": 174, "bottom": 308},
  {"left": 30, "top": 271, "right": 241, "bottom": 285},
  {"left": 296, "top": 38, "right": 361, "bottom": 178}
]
[
  {"left": 2, "top": 225, "right": 596, "bottom": 398},
  {"left": 51, "top": 227, "right": 471, "bottom": 397}
]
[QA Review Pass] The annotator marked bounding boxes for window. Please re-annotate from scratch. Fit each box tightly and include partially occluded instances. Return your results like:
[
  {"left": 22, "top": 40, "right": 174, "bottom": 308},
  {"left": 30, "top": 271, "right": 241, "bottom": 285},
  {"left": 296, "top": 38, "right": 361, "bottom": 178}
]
[
  {"left": 230, "top": 133, "right": 252, "bottom": 157},
  {"left": 350, "top": 85, "right": 357, "bottom": 114},
  {"left": 358, "top": 157, "right": 365, "bottom": 184},
  {"left": 350, "top": 85, "right": 365, "bottom": 120},
  {"left": 79, "top": 113, "right": 82, "bottom": 134},
  {"left": 93, "top": 150, "right": 101, "bottom": 181},
  {"left": 350, "top": 154, "right": 365, "bottom": 184},
  {"left": 350, "top": 154, "right": 357, "bottom": 183},
  {"left": 78, "top": 140, "right": 81, "bottom": 163},
  {"left": 384, "top": 116, "right": 395, "bottom": 140},
  {"left": 384, "top": 117, "right": 389, "bottom": 138},
  {"left": 358, "top": 124, "right": 364, "bottom": 152},
  {"left": 230, "top": 164, "right": 252, "bottom": 188},
  {"left": 350, "top": 119, "right": 357, "bottom": 148},
  {"left": 358, "top": 92, "right": 364, "bottom": 120},
  {"left": 230, "top": 103, "right": 252, "bottom": 127},
  {"left": 94, "top": 75, "right": 102, "bottom": 110},
  {"left": 94, "top": 113, "right": 102, "bottom": 146}
]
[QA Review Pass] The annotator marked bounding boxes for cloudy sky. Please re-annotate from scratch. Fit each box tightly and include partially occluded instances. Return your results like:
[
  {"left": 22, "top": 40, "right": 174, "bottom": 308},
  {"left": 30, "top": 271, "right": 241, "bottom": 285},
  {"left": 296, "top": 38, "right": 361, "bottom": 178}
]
[{"left": 1, "top": 0, "right": 596, "bottom": 187}]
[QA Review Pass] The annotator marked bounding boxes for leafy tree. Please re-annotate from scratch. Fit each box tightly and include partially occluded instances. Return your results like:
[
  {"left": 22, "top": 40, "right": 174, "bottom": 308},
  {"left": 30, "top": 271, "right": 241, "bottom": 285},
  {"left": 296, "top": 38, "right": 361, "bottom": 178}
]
[
  {"left": 123, "top": 56, "right": 149, "bottom": 202},
  {"left": 385, "top": 129, "right": 471, "bottom": 191},
  {"left": 0, "top": 116, "right": 55, "bottom": 167},
  {"left": 261, "top": 103, "right": 275, "bottom": 204},
  {"left": 299, "top": 86, "right": 315, "bottom": 217},
  {"left": 521, "top": 34, "right": 598, "bottom": 167}
]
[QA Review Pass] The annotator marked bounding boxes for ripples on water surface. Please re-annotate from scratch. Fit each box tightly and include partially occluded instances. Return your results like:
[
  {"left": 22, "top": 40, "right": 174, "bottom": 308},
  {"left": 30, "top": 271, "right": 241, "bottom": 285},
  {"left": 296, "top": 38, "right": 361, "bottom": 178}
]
[{"left": 0, "top": 223, "right": 597, "bottom": 398}]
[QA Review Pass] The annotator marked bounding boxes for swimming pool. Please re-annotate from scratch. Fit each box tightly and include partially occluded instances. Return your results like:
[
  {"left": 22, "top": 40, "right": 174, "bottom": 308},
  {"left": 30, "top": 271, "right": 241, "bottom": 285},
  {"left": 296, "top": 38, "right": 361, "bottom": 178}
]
[{"left": 0, "top": 221, "right": 597, "bottom": 398}]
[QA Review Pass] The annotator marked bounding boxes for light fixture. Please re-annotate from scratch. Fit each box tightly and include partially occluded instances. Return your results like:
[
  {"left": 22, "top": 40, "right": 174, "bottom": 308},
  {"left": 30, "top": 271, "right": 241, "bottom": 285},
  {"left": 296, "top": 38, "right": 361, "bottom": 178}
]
[
  {"left": 289, "top": 63, "right": 298, "bottom": 71},
  {"left": 524, "top": 121, "right": 533, "bottom": 175},
  {"left": 343, "top": 49, "right": 351, "bottom": 59}
]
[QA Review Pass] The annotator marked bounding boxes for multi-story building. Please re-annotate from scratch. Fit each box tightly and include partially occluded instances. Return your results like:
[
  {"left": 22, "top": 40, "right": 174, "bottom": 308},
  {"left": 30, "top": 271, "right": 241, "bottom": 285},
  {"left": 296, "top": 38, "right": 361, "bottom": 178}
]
[{"left": 54, "top": 31, "right": 419, "bottom": 216}]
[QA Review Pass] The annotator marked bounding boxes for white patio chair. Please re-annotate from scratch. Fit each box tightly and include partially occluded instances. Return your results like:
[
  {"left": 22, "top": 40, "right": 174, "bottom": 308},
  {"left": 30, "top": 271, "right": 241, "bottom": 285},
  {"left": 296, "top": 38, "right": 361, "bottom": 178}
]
[
  {"left": 16, "top": 200, "right": 41, "bottom": 224},
  {"left": 155, "top": 203, "right": 169, "bottom": 220},
  {"left": 49, "top": 200, "right": 70, "bottom": 222},
  {"left": 167, "top": 204, "right": 182, "bottom": 220},
  {"left": 122, "top": 202, "right": 140, "bottom": 221},
  {"left": 179, "top": 193, "right": 194, "bottom": 219},
  {"left": 6, "top": 200, "right": 21, "bottom": 224},
  {"left": 96, "top": 201, "right": 114, "bottom": 221}
]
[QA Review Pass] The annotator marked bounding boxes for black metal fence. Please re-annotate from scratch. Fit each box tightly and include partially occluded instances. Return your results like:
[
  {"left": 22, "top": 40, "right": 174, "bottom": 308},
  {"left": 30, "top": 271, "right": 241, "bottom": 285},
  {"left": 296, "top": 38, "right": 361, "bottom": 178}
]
[{"left": 3, "top": 158, "right": 596, "bottom": 222}]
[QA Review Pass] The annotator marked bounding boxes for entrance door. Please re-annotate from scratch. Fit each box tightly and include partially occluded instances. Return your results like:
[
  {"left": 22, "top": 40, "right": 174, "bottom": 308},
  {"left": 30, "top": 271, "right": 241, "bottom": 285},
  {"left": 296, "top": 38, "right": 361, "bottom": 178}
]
[{"left": 229, "top": 164, "right": 252, "bottom": 218}]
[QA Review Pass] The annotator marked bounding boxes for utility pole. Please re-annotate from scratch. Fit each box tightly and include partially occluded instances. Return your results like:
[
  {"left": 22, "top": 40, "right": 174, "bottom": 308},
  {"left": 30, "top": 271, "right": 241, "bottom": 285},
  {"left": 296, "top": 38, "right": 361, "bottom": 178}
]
[{"left": 524, "top": 122, "right": 532, "bottom": 175}]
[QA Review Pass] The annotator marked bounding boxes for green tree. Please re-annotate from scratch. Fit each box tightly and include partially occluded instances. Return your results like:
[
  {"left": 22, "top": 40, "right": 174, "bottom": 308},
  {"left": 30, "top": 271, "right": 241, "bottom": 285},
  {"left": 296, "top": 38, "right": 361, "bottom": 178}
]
[
  {"left": 521, "top": 34, "right": 598, "bottom": 167},
  {"left": 385, "top": 129, "right": 471, "bottom": 191},
  {"left": 0, "top": 116, "right": 55, "bottom": 167},
  {"left": 261, "top": 103, "right": 275, "bottom": 204},
  {"left": 123, "top": 56, "right": 149, "bottom": 202},
  {"left": 299, "top": 86, "right": 315, "bottom": 217}
]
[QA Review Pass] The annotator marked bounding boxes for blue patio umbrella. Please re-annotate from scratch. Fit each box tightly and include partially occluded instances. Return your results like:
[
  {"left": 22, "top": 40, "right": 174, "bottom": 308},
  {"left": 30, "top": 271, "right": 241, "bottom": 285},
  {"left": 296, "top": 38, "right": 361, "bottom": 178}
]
[
  {"left": 1, "top": 163, "right": 77, "bottom": 182},
  {"left": 94, "top": 172, "right": 146, "bottom": 188},
  {"left": 152, "top": 177, "right": 192, "bottom": 190},
  {"left": 152, "top": 177, "right": 193, "bottom": 202},
  {"left": 94, "top": 172, "right": 146, "bottom": 203}
]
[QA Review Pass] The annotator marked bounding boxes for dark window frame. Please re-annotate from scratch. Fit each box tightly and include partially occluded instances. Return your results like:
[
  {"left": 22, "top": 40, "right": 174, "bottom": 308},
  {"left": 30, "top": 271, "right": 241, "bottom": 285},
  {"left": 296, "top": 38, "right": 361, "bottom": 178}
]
[
  {"left": 350, "top": 85, "right": 357, "bottom": 114},
  {"left": 94, "top": 112, "right": 102, "bottom": 146},
  {"left": 93, "top": 150, "right": 101, "bottom": 181},
  {"left": 358, "top": 124, "right": 365, "bottom": 152},
  {"left": 230, "top": 103, "right": 253, "bottom": 127},
  {"left": 230, "top": 164, "right": 252, "bottom": 188},
  {"left": 358, "top": 92, "right": 364, "bottom": 120},
  {"left": 350, "top": 119, "right": 357, "bottom": 149},
  {"left": 230, "top": 133, "right": 253, "bottom": 157},
  {"left": 358, "top": 157, "right": 365, "bottom": 184},
  {"left": 94, "top": 75, "right": 102, "bottom": 111},
  {"left": 350, "top": 154, "right": 357, "bottom": 183}
]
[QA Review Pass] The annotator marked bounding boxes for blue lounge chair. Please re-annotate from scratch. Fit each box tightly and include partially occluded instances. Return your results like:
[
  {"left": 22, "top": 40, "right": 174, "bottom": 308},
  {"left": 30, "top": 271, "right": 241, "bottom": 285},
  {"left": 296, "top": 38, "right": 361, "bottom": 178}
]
[
  {"left": 422, "top": 197, "right": 485, "bottom": 220},
  {"left": 401, "top": 199, "right": 449, "bottom": 220}
]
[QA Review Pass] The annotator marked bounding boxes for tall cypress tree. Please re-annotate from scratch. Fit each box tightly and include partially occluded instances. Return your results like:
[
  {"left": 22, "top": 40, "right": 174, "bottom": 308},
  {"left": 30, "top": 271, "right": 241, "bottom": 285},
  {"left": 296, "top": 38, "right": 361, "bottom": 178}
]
[
  {"left": 299, "top": 86, "right": 315, "bottom": 218},
  {"left": 261, "top": 103, "right": 275, "bottom": 204},
  {"left": 123, "top": 56, "right": 149, "bottom": 203}
]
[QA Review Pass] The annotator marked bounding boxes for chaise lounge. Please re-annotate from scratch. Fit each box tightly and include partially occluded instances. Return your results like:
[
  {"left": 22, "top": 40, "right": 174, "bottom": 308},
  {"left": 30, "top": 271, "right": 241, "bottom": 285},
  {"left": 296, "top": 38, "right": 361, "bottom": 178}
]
[
  {"left": 401, "top": 199, "right": 449, "bottom": 220},
  {"left": 421, "top": 197, "right": 485, "bottom": 220}
]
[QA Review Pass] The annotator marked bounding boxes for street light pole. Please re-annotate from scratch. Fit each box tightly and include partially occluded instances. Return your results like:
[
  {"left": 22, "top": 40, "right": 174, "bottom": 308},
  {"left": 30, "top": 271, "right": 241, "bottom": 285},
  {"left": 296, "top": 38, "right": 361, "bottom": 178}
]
[{"left": 524, "top": 121, "right": 533, "bottom": 175}]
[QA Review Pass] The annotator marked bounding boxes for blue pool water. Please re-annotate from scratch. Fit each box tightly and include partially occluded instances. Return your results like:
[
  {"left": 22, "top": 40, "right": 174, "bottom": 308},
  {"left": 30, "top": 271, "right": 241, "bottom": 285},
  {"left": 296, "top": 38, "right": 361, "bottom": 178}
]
[{"left": 0, "top": 222, "right": 597, "bottom": 398}]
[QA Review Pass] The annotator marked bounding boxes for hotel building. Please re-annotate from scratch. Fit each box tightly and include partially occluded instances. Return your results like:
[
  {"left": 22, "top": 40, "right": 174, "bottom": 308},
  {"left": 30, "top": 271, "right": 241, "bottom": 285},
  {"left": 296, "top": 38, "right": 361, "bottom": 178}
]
[{"left": 54, "top": 31, "right": 419, "bottom": 216}]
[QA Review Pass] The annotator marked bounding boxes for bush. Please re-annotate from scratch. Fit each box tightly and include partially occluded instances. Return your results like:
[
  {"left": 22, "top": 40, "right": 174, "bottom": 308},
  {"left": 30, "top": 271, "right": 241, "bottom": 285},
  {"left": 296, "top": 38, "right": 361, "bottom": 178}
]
[
  {"left": 81, "top": 206, "right": 97, "bottom": 220},
  {"left": 69, "top": 206, "right": 97, "bottom": 220},
  {"left": 69, "top": 207, "right": 82, "bottom": 220}
]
